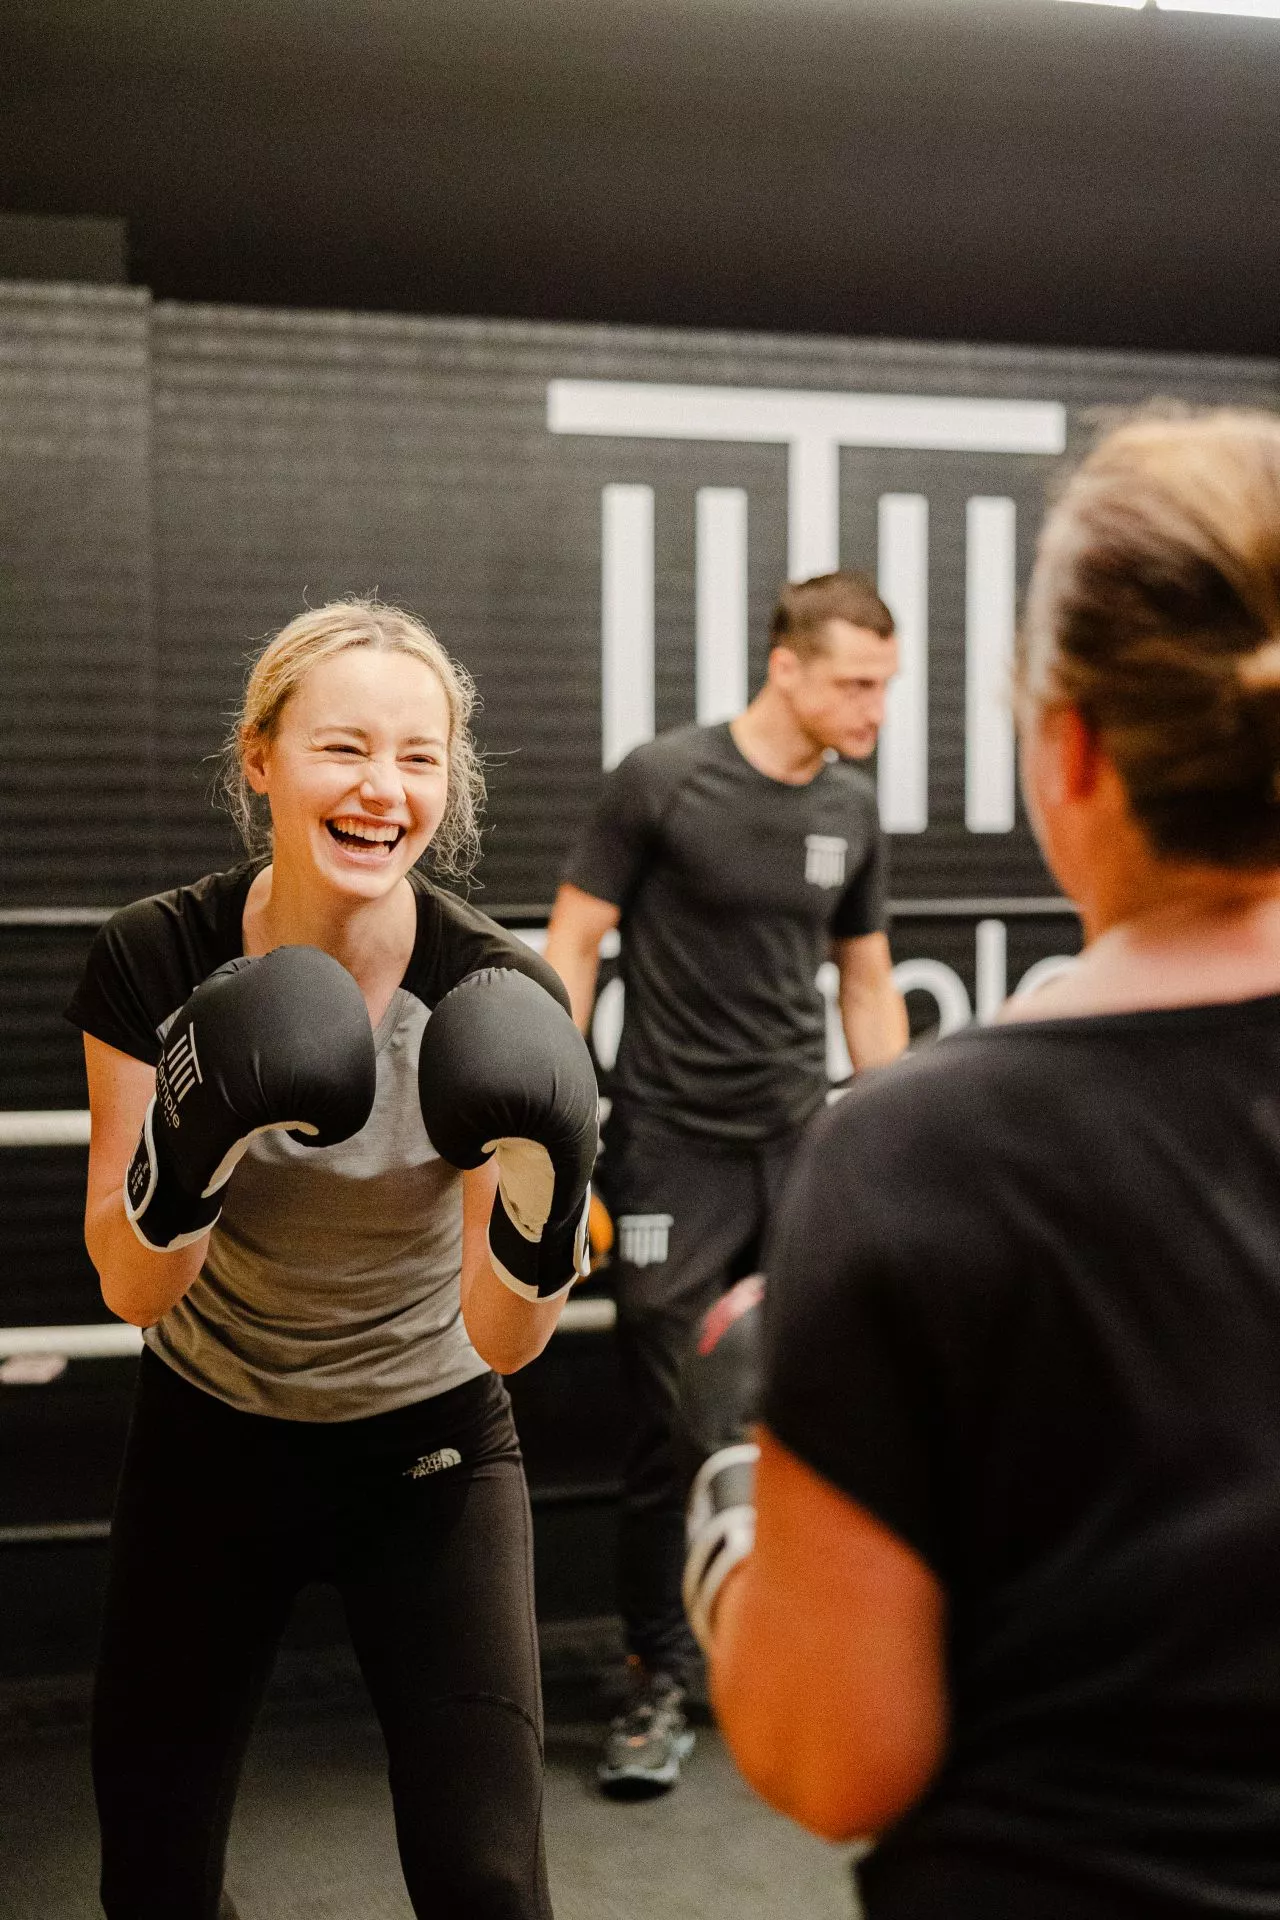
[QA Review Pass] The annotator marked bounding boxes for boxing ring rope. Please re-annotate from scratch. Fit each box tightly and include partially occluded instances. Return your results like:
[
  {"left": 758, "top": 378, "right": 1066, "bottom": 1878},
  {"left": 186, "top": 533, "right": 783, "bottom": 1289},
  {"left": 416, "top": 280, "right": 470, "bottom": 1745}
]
[
  {"left": 0, "top": 891, "right": 1079, "bottom": 1357},
  {"left": 0, "top": 897, "right": 1076, "bottom": 930},
  {"left": 0, "top": 891, "right": 1079, "bottom": 1551},
  {"left": 0, "top": 1110, "right": 92, "bottom": 1147},
  {"left": 0, "top": 1291, "right": 620, "bottom": 1547},
  {"left": 0, "top": 1097, "right": 619, "bottom": 1342},
  {"left": 0, "top": 1298, "right": 617, "bottom": 1361}
]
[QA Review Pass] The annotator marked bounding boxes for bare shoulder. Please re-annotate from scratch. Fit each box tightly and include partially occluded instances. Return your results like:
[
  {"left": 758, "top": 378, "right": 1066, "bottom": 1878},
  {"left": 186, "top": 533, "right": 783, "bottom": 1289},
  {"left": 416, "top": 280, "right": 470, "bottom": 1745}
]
[{"left": 997, "top": 968, "right": 1090, "bottom": 1023}]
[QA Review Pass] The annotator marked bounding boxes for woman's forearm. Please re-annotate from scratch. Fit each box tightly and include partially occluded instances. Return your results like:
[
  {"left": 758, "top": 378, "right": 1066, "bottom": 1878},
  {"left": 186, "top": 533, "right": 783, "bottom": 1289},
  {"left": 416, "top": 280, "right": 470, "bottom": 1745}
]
[
  {"left": 85, "top": 1188, "right": 210, "bottom": 1327},
  {"left": 706, "top": 1432, "right": 947, "bottom": 1843},
  {"left": 840, "top": 975, "right": 910, "bottom": 1073},
  {"left": 460, "top": 1251, "right": 565, "bottom": 1373}
]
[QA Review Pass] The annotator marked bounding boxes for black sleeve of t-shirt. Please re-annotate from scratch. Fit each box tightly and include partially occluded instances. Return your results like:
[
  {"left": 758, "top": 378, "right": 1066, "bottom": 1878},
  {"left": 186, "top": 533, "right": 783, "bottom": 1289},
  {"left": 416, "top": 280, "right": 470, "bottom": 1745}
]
[
  {"left": 413, "top": 882, "right": 574, "bottom": 1018},
  {"left": 560, "top": 747, "right": 662, "bottom": 911},
  {"left": 65, "top": 897, "right": 208, "bottom": 1066},
  {"left": 760, "top": 1064, "right": 998, "bottom": 1580},
  {"left": 828, "top": 805, "right": 889, "bottom": 940},
  {"left": 68, "top": 872, "right": 575, "bottom": 1067}
]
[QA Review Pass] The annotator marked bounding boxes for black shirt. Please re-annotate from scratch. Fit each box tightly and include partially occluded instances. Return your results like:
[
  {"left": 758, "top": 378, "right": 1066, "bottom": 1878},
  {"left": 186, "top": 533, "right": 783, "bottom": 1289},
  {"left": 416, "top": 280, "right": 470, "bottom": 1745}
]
[
  {"left": 563, "top": 722, "right": 886, "bottom": 1143},
  {"left": 763, "top": 996, "right": 1280, "bottom": 1918},
  {"left": 65, "top": 860, "right": 568, "bottom": 1067}
]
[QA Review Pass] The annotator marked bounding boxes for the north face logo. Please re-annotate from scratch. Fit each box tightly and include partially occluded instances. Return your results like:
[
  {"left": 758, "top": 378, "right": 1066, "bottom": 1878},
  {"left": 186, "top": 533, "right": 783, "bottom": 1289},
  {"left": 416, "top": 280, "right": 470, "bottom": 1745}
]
[
  {"left": 404, "top": 1447, "right": 462, "bottom": 1480},
  {"left": 805, "top": 834, "right": 847, "bottom": 889},
  {"left": 618, "top": 1214, "right": 674, "bottom": 1267}
]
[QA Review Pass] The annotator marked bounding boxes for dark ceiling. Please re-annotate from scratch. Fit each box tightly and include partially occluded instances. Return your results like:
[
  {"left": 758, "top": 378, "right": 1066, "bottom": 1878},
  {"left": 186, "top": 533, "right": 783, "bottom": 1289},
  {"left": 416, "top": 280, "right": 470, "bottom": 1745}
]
[{"left": 4, "top": 0, "right": 1278, "bottom": 357}]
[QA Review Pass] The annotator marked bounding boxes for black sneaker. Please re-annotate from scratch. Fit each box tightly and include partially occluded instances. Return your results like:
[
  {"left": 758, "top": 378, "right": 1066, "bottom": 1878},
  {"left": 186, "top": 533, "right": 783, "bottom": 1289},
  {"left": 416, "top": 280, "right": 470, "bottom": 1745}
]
[{"left": 597, "top": 1667, "right": 695, "bottom": 1796}]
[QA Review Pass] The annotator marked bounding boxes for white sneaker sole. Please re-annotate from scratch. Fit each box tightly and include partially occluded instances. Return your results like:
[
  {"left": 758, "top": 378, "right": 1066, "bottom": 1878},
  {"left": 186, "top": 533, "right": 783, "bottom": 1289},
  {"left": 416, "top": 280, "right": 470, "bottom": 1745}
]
[{"left": 598, "top": 1727, "right": 696, "bottom": 1791}]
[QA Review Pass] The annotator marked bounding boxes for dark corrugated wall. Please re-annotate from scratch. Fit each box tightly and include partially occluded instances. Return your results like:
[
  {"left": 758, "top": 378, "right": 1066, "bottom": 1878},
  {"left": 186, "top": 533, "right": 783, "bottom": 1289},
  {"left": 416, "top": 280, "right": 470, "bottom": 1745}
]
[{"left": 1, "top": 287, "right": 1278, "bottom": 1647}]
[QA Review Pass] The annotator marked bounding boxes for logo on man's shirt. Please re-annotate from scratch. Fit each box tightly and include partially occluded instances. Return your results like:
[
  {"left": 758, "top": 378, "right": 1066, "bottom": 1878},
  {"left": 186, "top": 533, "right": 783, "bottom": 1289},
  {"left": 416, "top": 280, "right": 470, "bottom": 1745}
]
[
  {"left": 618, "top": 1213, "right": 675, "bottom": 1267},
  {"left": 804, "top": 834, "right": 848, "bottom": 889}
]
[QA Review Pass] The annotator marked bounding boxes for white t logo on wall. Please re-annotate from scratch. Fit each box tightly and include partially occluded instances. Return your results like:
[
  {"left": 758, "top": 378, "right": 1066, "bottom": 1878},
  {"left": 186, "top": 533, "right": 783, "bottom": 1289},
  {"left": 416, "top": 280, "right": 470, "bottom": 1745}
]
[{"left": 547, "top": 380, "right": 1066, "bottom": 836}]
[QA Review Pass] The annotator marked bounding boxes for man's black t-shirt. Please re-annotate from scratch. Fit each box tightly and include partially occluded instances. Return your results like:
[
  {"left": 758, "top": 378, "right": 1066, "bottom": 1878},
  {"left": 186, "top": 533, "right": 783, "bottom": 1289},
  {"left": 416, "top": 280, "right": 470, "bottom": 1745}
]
[
  {"left": 563, "top": 722, "right": 886, "bottom": 1144},
  {"left": 764, "top": 995, "right": 1280, "bottom": 1918}
]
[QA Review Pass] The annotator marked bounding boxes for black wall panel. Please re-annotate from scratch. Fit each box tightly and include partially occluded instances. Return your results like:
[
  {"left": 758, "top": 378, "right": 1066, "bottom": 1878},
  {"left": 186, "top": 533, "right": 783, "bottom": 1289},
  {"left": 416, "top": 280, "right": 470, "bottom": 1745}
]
[
  {"left": 142, "top": 309, "right": 1280, "bottom": 906},
  {"left": 0, "top": 284, "right": 157, "bottom": 907},
  {"left": 0, "top": 924, "right": 96, "bottom": 1113}
]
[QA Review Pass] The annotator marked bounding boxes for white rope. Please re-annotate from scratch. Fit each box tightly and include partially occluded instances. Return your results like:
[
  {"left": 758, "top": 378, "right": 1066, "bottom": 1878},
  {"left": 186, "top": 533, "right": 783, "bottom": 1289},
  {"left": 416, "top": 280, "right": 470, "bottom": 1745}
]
[
  {"left": 0, "top": 1110, "right": 91, "bottom": 1147},
  {"left": 560, "top": 1295, "right": 617, "bottom": 1333},
  {"left": 0, "top": 1297, "right": 615, "bottom": 1361},
  {"left": 0, "top": 1323, "right": 143, "bottom": 1359}
]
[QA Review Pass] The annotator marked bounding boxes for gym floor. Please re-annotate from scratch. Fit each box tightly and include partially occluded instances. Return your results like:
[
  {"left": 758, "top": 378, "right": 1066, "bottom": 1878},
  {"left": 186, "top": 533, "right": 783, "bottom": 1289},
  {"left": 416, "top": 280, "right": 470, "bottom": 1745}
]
[{"left": 0, "top": 1622, "right": 860, "bottom": 1920}]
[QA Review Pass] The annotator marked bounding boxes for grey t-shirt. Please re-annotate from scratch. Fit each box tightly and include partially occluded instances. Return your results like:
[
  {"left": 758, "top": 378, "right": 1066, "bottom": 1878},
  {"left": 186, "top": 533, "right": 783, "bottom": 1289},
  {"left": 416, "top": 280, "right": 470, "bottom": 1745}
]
[
  {"left": 564, "top": 722, "right": 887, "bottom": 1142},
  {"left": 67, "top": 862, "right": 570, "bottom": 1421}
]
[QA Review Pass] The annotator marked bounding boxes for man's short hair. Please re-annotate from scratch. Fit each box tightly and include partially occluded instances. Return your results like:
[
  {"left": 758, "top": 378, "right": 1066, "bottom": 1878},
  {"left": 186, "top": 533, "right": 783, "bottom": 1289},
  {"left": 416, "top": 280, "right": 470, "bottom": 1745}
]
[{"left": 769, "top": 571, "right": 895, "bottom": 661}]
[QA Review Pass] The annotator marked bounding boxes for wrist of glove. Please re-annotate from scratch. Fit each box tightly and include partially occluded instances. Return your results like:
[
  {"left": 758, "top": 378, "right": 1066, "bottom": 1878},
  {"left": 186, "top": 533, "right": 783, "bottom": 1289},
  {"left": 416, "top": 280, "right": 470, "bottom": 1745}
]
[
  {"left": 682, "top": 1441, "right": 760, "bottom": 1653},
  {"left": 486, "top": 1136, "right": 592, "bottom": 1302},
  {"left": 677, "top": 1273, "right": 766, "bottom": 1651},
  {"left": 124, "top": 1098, "right": 226, "bottom": 1252}
]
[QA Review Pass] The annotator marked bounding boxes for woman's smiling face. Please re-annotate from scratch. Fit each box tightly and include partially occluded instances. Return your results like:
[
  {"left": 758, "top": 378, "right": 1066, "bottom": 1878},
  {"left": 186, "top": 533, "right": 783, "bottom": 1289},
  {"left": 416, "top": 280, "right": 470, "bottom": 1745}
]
[{"left": 244, "top": 646, "right": 452, "bottom": 899}]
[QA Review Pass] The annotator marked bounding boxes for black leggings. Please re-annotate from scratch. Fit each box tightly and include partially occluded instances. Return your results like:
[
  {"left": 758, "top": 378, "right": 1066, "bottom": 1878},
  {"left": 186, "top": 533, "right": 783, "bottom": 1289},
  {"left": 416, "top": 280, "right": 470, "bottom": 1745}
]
[{"left": 93, "top": 1350, "right": 552, "bottom": 1920}]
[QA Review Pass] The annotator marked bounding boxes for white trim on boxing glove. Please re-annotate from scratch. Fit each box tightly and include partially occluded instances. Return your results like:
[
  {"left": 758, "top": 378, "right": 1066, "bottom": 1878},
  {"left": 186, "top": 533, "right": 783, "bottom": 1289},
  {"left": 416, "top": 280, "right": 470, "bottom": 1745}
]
[
  {"left": 683, "top": 1441, "right": 760, "bottom": 1653},
  {"left": 487, "top": 1184, "right": 592, "bottom": 1303},
  {"left": 123, "top": 1098, "right": 224, "bottom": 1253},
  {"left": 200, "top": 1116, "right": 318, "bottom": 1197}
]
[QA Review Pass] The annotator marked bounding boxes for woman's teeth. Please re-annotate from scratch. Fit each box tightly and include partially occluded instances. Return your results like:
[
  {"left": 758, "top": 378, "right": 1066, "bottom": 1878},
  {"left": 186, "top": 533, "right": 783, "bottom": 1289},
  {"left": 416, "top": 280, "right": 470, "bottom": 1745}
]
[{"left": 327, "top": 818, "right": 404, "bottom": 852}]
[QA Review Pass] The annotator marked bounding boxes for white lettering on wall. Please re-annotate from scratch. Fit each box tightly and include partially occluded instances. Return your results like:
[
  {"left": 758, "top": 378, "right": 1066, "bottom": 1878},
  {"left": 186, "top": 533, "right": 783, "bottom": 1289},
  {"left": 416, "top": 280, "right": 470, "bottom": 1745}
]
[
  {"left": 890, "top": 958, "right": 973, "bottom": 1037},
  {"left": 599, "top": 923, "right": 1077, "bottom": 1074},
  {"left": 975, "top": 917, "right": 1008, "bottom": 1024}
]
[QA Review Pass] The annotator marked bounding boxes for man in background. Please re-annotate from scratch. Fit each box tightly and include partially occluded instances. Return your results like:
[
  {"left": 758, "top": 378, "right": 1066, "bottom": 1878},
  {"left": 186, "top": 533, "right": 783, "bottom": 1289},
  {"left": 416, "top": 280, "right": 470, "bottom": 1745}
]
[{"left": 544, "top": 569, "right": 909, "bottom": 1795}]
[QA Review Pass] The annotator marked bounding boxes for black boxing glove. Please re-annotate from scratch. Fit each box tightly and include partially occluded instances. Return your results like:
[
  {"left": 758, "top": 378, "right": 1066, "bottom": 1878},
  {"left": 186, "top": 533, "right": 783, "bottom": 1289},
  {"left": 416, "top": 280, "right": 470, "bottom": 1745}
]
[
  {"left": 679, "top": 1274, "right": 765, "bottom": 1651},
  {"left": 125, "top": 946, "right": 378, "bottom": 1252},
  {"left": 417, "top": 967, "right": 599, "bottom": 1302}
]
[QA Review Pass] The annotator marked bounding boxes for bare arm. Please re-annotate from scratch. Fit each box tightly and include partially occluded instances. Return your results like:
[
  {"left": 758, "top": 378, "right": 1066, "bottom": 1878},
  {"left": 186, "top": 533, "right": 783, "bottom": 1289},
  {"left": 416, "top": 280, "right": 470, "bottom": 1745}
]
[
  {"left": 82, "top": 1035, "right": 211, "bottom": 1326},
  {"left": 459, "top": 1160, "right": 566, "bottom": 1373},
  {"left": 834, "top": 932, "right": 909, "bottom": 1072},
  {"left": 543, "top": 883, "right": 621, "bottom": 1034},
  {"left": 708, "top": 1426, "right": 948, "bottom": 1841}
]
